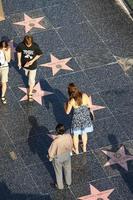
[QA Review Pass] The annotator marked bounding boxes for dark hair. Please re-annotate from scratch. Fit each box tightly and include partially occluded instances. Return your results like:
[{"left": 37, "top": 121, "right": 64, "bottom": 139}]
[
  {"left": 23, "top": 35, "right": 33, "bottom": 45},
  {"left": 0, "top": 40, "right": 9, "bottom": 49},
  {"left": 68, "top": 83, "right": 82, "bottom": 106},
  {"left": 55, "top": 124, "right": 65, "bottom": 135}
]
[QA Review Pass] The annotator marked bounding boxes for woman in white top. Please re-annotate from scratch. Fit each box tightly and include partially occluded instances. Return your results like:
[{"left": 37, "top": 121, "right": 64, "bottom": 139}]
[
  {"left": 0, "top": 41, "right": 11, "bottom": 104},
  {"left": 64, "top": 83, "right": 94, "bottom": 154}
]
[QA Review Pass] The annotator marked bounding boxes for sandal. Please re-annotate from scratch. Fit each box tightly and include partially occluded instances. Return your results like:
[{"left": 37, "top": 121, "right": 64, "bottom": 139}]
[
  {"left": 1, "top": 96, "right": 7, "bottom": 104},
  {"left": 72, "top": 148, "right": 79, "bottom": 155},
  {"left": 28, "top": 94, "right": 33, "bottom": 102},
  {"left": 80, "top": 144, "right": 87, "bottom": 153}
]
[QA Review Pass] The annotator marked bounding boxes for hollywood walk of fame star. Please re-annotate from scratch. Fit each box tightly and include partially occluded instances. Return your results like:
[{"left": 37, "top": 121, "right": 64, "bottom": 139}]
[
  {"left": 78, "top": 184, "right": 114, "bottom": 200},
  {"left": 89, "top": 96, "right": 105, "bottom": 112},
  {"left": 90, "top": 104, "right": 105, "bottom": 112},
  {"left": 19, "top": 82, "right": 53, "bottom": 105},
  {"left": 102, "top": 145, "right": 133, "bottom": 171},
  {"left": 48, "top": 134, "right": 57, "bottom": 140},
  {"left": 13, "top": 14, "right": 45, "bottom": 33},
  {"left": 9, "top": 40, "right": 16, "bottom": 60},
  {"left": 116, "top": 56, "right": 133, "bottom": 72},
  {"left": 40, "top": 54, "right": 73, "bottom": 76}
]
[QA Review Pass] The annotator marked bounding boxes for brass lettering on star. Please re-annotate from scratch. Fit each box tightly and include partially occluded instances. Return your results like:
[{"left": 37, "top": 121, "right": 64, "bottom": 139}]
[
  {"left": 56, "top": 64, "right": 62, "bottom": 69},
  {"left": 29, "top": 23, "right": 35, "bottom": 27}
]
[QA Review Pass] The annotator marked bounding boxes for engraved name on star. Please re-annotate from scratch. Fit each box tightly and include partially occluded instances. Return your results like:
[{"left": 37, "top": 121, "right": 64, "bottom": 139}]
[
  {"left": 78, "top": 184, "right": 114, "bottom": 200},
  {"left": 19, "top": 82, "right": 53, "bottom": 105},
  {"left": 102, "top": 145, "right": 133, "bottom": 171},
  {"left": 13, "top": 13, "right": 45, "bottom": 33},
  {"left": 40, "top": 54, "right": 73, "bottom": 76}
]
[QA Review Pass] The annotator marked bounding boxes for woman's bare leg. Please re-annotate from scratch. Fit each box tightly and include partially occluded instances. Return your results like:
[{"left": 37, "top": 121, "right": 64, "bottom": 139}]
[
  {"left": 82, "top": 133, "right": 88, "bottom": 152},
  {"left": 73, "top": 135, "right": 79, "bottom": 154}
]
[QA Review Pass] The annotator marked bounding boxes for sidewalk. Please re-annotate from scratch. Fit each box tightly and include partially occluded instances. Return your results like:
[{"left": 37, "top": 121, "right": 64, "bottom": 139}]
[{"left": 0, "top": 0, "right": 133, "bottom": 199}]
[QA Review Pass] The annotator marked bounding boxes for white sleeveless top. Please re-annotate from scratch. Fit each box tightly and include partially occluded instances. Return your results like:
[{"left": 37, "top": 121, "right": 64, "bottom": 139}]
[{"left": 0, "top": 50, "right": 8, "bottom": 67}]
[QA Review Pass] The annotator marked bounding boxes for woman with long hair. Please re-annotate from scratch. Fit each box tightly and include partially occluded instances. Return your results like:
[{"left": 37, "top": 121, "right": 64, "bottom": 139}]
[
  {"left": 0, "top": 40, "right": 11, "bottom": 104},
  {"left": 64, "top": 83, "right": 94, "bottom": 154}
]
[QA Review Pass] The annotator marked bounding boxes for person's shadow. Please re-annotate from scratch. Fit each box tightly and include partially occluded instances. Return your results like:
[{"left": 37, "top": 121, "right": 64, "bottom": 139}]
[
  {"left": 28, "top": 116, "right": 56, "bottom": 182},
  {"left": 14, "top": 65, "right": 28, "bottom": 87},
  {"left": 108, "top": 134, "right": 133, "bottom": 193},
  {"left": 40, "top": 79, "right": 72, "bottom": 130},
  {"left": 0, "top": 181, "right": 51, "bottom": 200}
]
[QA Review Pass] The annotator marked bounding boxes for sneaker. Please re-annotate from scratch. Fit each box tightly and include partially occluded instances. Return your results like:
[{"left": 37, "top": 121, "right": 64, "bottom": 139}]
[
  {"left": 28, "top": 94, "right": 33, "bottom": 102},
  {"left": 67, "top": 185, "right": 71, "bottom": 189},
  {"left": 1, "top": 96, "right": 7, "bottom": 104}
]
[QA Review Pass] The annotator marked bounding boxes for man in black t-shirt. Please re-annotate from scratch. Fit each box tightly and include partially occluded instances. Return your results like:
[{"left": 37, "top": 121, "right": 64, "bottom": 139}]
[{"left": 16, "top": 35, "right": 42, "bottom": 101}]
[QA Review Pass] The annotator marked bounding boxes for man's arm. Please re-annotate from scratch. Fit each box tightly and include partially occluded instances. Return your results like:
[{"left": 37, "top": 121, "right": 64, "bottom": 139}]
[
  {"left": 28, "top": 43, "right": 43, "bottom": 65},
  {"left": 17, "top": 52, "right": 22, "bottom": 69},
  {"left": 27, "top": 54, "right": 42, "bottom": 66},
  {"left": 48, "top": 140, "right": 57, "bottom": 161}
]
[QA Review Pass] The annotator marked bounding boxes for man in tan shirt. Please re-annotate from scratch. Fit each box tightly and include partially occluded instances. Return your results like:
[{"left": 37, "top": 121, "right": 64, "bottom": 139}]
[{"left": 48, "top": 124, "right": 73, "bottom": 190}]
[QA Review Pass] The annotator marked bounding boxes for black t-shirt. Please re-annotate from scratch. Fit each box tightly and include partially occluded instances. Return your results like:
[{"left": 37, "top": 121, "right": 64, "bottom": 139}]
[{"left": 16, "top": 42, "right": 42, "bottom": 70}]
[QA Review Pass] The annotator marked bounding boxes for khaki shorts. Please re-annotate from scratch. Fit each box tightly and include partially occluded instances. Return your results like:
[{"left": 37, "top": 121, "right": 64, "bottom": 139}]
[
  {"left": 0, "top": 67, "right": 9, "bottom": 83},
  {"left": 24, "top": 68, "right": 37, "bottom": 86}
]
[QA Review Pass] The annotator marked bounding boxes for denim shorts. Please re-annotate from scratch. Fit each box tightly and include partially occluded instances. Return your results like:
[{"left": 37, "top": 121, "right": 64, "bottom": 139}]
[{"left": 71, "top": 125, "right": 94, "bottom": 135}]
